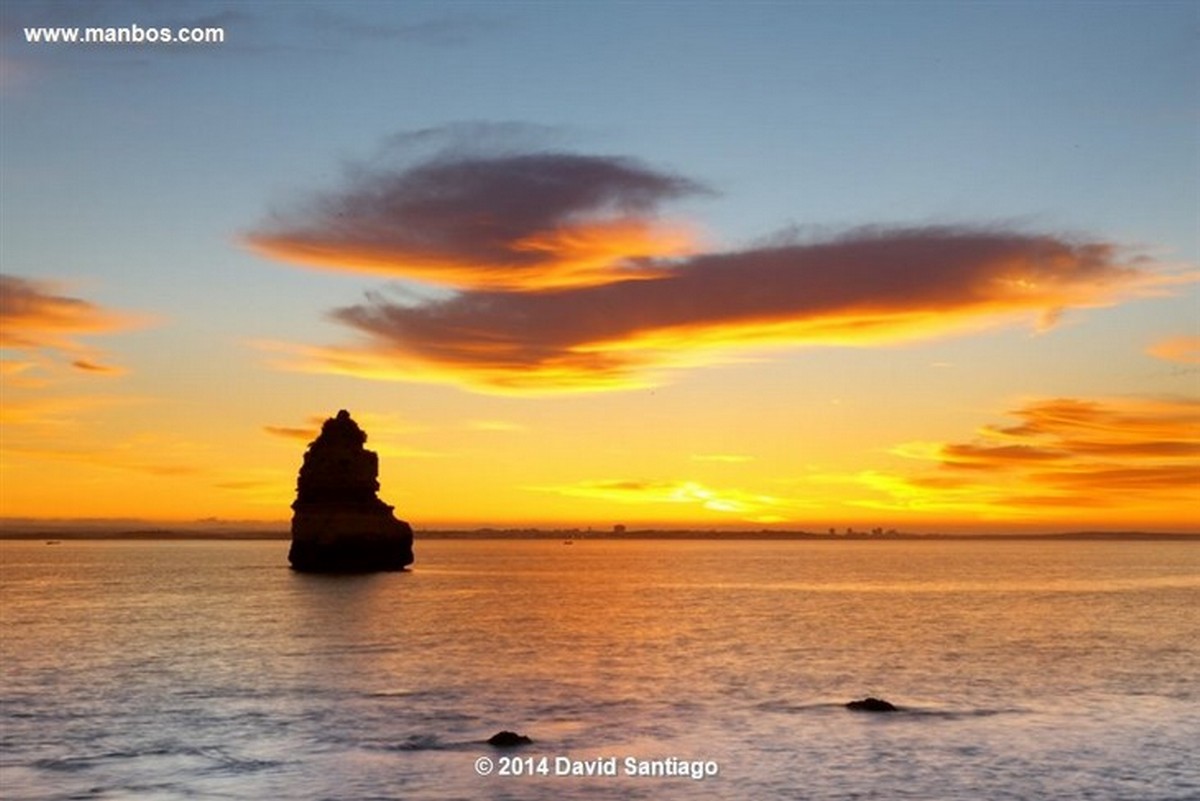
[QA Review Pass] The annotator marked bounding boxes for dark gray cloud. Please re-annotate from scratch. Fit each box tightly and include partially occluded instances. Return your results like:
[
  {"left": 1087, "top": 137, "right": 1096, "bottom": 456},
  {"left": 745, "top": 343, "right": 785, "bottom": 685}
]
[
  {"left": 301, "top": 226, "right": 1172, "bottom": 392},
  {"left": 247, "top": 149, "right": 708, "bottom": 290}
]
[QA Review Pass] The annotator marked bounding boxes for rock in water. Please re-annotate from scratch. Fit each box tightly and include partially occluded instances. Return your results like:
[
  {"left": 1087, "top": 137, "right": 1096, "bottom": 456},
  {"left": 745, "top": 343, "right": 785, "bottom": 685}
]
[
  {"left": 846, "top": 697, "right": 899, "bottom": 712},
  {"left": 288, "top": 410, "right": 414, "bottom": 572},
  {"left": 487, "top": 731, "right": 533, "bottom": 747}
]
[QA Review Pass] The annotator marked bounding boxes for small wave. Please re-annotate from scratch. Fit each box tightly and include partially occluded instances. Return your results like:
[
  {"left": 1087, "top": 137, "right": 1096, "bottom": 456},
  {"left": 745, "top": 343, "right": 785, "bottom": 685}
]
[
  {"left": 67, "top": 781, "right": 181, "bottom": 799},
  {"left": 911, "top": 706, "right": 1028, "bottom": 719},
  {"left": 383, "top": 734, "right": 483, "bottom": 752},
  {"left": 362, "top": 688, "right": 462, "bottom": 704},
  {"left": 365, "top": 689, "right": 418, "bottom": 698},
  {"left": 33, "top": 747, "right": 177, "bottom": 772},
  {"left": 753, "top": 700, "right": 844, "bottom": 714},
  {"left": 411, "top": 709, "right": 479, "bottom": 725},
  {"left": 389, "top": 734, "right": 447, "bottom": 751},
  {"left": 194, "top": 746, "right": 282, "bottom": 774},
  {"left": 33, "top": 755, "right": 96, "bottom": 773},
  {"left": 34, "top": 745, "right": 282, "bottom": 777}
]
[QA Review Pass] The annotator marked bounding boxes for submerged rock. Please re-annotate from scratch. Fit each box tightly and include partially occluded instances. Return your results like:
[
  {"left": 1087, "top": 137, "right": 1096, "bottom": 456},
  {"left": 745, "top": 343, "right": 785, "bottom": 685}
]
[
  {"left": 487, "top": 731, "right": 533, "bottom": 747},
  {"left": 846, "top": 697, "right": 899, "bottom": 713},
  {"left": 288, "top": 410, "right": 414, "bottom": 572}
]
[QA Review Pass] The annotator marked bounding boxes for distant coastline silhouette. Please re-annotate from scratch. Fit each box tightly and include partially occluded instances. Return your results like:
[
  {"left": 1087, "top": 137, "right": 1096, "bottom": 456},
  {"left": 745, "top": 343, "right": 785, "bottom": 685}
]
[{"left": 288, "top": 410, "right": 414, "bottom": 572}]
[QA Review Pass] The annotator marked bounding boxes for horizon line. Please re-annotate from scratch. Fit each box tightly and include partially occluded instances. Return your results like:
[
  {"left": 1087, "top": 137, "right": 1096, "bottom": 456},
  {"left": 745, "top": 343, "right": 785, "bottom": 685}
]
[{"left": 1, "top": 524, "right": 1197, "bottom": 543}]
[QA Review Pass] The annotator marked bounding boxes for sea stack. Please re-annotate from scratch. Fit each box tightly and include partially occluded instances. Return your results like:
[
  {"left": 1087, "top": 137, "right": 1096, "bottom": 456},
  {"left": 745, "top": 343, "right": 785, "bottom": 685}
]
[{"left": 288, "top": 410, "right": 414, "bottom": 572}]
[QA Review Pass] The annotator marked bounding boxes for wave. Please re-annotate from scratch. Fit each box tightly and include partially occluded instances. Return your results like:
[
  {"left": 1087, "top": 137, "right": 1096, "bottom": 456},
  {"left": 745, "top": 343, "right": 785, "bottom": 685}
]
[
  {"left": 389, "top": 734, "right": 452, "bottom": 751},
  {"left": 32, "top": 745, "right": 282, "bottom": 775},
  {"left": 385, "top": 734, "right": 501, "bottom": 752}
]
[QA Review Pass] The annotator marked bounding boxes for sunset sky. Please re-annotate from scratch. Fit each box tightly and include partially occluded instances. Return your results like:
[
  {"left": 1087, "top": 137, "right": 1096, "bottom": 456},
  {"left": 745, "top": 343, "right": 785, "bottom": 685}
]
[{"left": 2, "top": 1, "right": 1196, "bottom": 533}]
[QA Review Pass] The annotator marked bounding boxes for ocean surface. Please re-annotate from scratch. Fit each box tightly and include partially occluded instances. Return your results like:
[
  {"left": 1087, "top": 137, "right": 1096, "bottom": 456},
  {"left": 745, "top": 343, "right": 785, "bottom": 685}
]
[{"left": 1, "top": 538, "right": 1197, "bottom": 801}]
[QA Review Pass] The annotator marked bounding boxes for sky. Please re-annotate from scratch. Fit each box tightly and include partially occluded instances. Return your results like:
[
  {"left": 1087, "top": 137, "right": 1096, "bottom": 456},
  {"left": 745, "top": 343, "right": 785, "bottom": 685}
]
[{"left": 1, "top": 0, "right": 1197, "bottom": 533}]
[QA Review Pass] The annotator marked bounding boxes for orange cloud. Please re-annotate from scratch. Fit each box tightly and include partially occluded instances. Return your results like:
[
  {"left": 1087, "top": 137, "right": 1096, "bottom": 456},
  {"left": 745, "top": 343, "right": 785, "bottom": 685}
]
[
  {"left": 263, "top": 425, "right": 319, "bottom": 441},
  {"left": 0, "top": 274, "right": 145, "bottom": 372},
  {"left": 246, "top": 151, "right": 704, "bottom": 291},
  {"left": 284, "top": 227, "right": 1183, "bottom": 394},
  {"left": 1148, "top": 335, "right": 1200, "bottom": 365},
  {"left": 71, "top": 359, "right": 125, "bottom": 375},
  {"left": 874, "top": 397, "right": 1200, "bottom": 523}
]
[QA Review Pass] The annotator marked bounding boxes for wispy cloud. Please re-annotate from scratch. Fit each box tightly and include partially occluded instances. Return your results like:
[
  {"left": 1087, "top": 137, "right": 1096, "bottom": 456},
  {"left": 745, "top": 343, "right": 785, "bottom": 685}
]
[
  {"left": 1148, "top": 335, "right": 1200, "bottom": 365},
  {"left": 3, "top": 440, "right": 205, "bottom": 478},
  {"left": 869, "top": 397, "right": 1200, "bottom": 519},
  {"left": 262, "top": 424, "right": 319, "bottom": 441},
  {"left": 532, "top": 478, "right": 800, "bottom": 521},
  {"left": 0, "top": 358, "right": 47, "bottom": 388},
  {"left": 0, "top": 274, "right": 145, "bottom": 374},
  {"left": 70, "top": 358, "right": 125, "bottom": 375},
  {"left": 211, "top": 470, "right": 292, "bottom": 506},
  {"left": 0, "top": 395, "right": 135, "bottom": 427}
]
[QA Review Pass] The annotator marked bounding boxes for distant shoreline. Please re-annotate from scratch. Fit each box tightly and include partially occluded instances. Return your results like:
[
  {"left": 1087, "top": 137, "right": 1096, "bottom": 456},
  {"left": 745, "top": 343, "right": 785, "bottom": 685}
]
[{"left": 2, "top": 528, "right": 1197, "bottom": 542}]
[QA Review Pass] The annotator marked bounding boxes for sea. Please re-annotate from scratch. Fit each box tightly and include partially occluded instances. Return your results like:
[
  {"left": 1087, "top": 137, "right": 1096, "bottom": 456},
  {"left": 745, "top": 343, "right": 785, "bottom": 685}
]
[{"left": 1, "top": 538, "right": 1197, "bottom": 801}]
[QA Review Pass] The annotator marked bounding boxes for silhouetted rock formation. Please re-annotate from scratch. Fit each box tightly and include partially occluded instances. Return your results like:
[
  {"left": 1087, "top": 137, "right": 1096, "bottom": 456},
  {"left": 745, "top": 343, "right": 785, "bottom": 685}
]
[
  {"left": 846, "top": 697, "right": 899, "bottom": 712},
  {"left": 288, "top": 410, "right": 414, "bottom": 572},
  {"left": 487, "top": 731, "right": 533, "bottom": 747}
]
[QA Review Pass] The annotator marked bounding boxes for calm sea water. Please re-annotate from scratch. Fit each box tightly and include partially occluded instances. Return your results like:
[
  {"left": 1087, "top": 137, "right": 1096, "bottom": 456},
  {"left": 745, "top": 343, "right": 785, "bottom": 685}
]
[{"left": 1, "top": 538, "right": 1197, "bottom": 801}]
